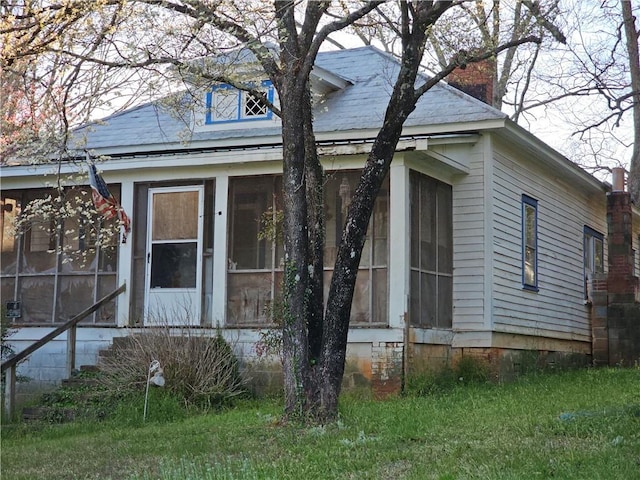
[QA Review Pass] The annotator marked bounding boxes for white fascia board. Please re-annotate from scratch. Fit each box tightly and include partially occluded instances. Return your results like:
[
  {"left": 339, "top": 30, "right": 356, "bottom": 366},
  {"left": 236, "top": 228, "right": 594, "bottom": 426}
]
[
  {"left": 313, "top": 119, "right": 505, "bottom": 144},
  {"left": 106, "top": 148, "right": 285, "bottom": 173},
  {"left": 0, "top": 148, "right": 286, "bottom": 185},
  {"left": 399, "top": 119, "right": 505, "bottom": 137},
  {"left": 501, "top": 121, "right": 607, "bottom": 194},
  {"left": 1, "top": 162, "right": 83, "bottom": 179}
]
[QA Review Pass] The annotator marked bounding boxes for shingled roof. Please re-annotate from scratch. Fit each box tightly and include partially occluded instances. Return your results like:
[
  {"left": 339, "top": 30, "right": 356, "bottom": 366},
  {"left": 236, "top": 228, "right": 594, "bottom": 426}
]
[{"left": 73, "top": 46, "right": 507, "bottom": 154}]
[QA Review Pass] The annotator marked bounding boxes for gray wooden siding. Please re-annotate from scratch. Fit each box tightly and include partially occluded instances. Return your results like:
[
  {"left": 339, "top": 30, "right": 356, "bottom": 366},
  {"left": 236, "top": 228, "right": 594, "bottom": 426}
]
[
  {"left": 452, "top": 143, "right": 487, "bottom": 332},
  {"left": 491, "top": 143, "right": 607, "bottom": 341}
]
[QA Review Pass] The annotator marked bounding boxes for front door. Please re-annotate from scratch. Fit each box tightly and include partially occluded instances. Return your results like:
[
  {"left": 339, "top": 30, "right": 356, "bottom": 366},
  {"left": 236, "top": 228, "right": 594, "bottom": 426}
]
[{"left": 145, "top": 186, "right": 203, "bottom": 325}]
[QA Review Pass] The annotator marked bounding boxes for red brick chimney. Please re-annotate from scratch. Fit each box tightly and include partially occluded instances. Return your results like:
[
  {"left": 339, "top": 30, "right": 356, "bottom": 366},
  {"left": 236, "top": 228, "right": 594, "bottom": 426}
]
[
  {"left": 606, "top": 168, "right": 637, "bottom": 303},
  {"left": 447, "top": 59, "right": 496, "bottom": 107}
]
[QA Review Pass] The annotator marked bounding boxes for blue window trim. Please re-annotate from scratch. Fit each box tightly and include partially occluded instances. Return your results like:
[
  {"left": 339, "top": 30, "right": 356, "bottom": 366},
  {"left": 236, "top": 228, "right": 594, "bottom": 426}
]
[
  {"left": 205, "top": 80, "right": 274, "bottom": 125},
  {"left": 583, "top": 225, "right": 604, "bottom": 275},
  {"left": 522, "top": 194, "right": 539, "bottom": 291},
  {"left": 583, "top": 225, "right": 603, "bottom": 241}
]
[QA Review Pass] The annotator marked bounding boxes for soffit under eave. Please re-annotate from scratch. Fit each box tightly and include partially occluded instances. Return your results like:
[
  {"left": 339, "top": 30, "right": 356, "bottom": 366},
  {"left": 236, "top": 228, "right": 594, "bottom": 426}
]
[{"left": 310, "top": 65, "right": 352, "bottom": 94}]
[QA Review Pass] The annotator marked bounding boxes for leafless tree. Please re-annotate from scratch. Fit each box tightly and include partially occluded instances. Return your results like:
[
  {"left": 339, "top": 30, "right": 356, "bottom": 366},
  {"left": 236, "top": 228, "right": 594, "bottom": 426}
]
[{"left": 1, "top": 0, "right": 562, "bottom": 423}]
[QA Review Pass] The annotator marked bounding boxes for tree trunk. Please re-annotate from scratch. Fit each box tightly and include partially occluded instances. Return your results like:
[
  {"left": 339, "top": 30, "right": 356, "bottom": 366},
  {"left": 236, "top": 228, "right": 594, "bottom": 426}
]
[
  {"left": 317, "top": 18, "right": 430, "bottom": 418},
  {"left": 279, "top": 81, "right": 313, "bottom": 418},
  {"left": 622, "top": 0, "right": 640, "bottom": 203}
]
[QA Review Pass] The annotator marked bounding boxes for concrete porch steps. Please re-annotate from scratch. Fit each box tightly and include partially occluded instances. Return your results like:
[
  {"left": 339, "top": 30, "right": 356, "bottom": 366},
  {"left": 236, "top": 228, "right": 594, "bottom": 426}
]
[{"left": 21, "top": 365, "right": 105, "bottom": 422}]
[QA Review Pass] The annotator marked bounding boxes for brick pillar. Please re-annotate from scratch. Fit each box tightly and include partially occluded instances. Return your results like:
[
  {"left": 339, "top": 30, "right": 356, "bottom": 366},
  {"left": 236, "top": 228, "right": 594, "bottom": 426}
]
[
  {"left": 590, "top": 273, "right": 609, "bottom": 366},
  {"left": 606, "top": 190, "right": 636, "bottom": 303}
]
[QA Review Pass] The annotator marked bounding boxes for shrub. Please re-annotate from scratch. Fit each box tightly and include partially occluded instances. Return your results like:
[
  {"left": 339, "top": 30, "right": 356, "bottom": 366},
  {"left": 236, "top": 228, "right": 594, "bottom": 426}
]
[{"left": 99, "top": 326, "right": 246, "bottom": 410}]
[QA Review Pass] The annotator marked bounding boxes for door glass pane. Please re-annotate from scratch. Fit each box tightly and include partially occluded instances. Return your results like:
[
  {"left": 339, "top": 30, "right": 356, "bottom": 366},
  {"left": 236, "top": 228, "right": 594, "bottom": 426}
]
[
  {"left": 151, "top": 242, "right": 197, "bottom": 288},
  {"left": 153, "top": 191, "right": 199, "bottom": 240}
]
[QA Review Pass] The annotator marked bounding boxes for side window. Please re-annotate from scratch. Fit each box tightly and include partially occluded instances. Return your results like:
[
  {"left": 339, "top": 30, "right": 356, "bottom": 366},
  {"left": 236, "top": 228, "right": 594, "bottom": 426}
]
[
  {"left": 205, "top": 81, "right": 274, "bottom": 124},
  {"left": 583, "top": 226, "right": 604, "bottom": 300},
  {"left": 522, "top": 195, "right": 538, "bottom": 291}
]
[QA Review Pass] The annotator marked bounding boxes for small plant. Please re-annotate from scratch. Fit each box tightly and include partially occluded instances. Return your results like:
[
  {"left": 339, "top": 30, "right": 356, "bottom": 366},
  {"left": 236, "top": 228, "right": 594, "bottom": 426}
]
[
  {"left": 254, "top": 295, "right": 285, "bottom": 359},
  {"left": 1, "top": 308, "right": 16, "bottom": 363},
  {"left": 254, "top": 205, "right": 285, "bottom": 359},
  {"left": 257, "top": 206, "right": 283, "bottom": 243},
  {"left": 405, "top": 356, "right": 490, "bottom": 396},
  {"left": 99, "top": 323, "right": 246, "bottom": 410},
  {"left": 455, "top": 355, "right": 490, "bottom": 384},
  {"left": 1, "top": 307, "right": 30, "bottom": 387}
]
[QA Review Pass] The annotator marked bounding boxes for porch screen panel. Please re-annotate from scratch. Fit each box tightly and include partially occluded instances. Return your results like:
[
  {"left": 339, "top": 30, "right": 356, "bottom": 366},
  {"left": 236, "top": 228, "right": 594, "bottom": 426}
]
[
  {"left": 130, "top": 183, "right": 149, "bottom": 324},
  {"left": 1, "top": 187, "right": 121, "bottom": 325},
  {"left": 20, "top": 191, "right": 56, "bottom": 274},
  {"left": 1, "top": 195, "right": 19, "bottom": 275},
  {"left": 409, "top": 171, "right": 453, "bottom": 328},
  {"left": 96, "top": 275, "right": 117, "bottom": 323},
  {"left": 57, "top": 275, "right": 95, "bottom": 321},
  {"left": 227, "top": 173, "right": 389, "bottom": 326},
  {"left": 323, "top": 172, "right": 389, "bottom": 325},
  {"left": 227, "top": 176, "right": 281, "bottom": 325},
  {"left": 19, "top": 276, "right": 55, "bottom": 323}
]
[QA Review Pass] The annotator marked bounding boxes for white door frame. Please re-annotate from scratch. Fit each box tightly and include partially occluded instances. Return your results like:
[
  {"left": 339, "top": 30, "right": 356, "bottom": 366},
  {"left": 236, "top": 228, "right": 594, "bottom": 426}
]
[{"left": 144, "top": 185, "right": 204, "bottom": 325}]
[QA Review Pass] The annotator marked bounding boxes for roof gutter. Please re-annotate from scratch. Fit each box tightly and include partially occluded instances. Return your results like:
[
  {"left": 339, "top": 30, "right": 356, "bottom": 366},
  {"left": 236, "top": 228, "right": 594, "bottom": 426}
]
[{"left": 499, "top": 119, "right": 607, "bottom": 194}]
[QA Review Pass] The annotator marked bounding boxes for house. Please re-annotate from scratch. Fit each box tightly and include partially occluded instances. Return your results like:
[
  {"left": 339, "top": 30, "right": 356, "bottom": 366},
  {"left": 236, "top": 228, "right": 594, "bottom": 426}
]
[{"left": 2, "top": 46, "right": 639, "bottom": 398}]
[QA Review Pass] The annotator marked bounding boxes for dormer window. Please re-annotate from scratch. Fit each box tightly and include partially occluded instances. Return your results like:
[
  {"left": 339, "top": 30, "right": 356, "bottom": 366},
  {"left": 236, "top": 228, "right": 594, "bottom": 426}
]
[{"left": 205, "top": 80, "right": 274, "bottom": 124}]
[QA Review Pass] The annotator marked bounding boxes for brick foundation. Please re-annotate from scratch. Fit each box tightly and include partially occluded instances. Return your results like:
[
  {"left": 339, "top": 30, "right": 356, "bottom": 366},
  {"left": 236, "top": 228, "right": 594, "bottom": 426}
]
[{"left": 371, "top": 342, "right": 403, "bottom": 399}]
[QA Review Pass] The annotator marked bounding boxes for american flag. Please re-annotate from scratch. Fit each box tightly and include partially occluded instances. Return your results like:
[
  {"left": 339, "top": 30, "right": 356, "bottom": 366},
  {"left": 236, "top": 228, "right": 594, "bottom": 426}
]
[{"left": 87, "top": 154, "right": 131, "bottom": 243}]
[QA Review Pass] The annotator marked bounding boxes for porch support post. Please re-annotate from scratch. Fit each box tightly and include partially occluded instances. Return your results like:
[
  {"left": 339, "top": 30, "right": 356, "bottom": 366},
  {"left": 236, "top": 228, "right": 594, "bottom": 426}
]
[
  {"left": 4, "top": 365, "right": 16, "bottom": 421},
  {"left": 212, "top": 175, "right": 229, "bottom": 326},
  {"left": 66, "top": 325, "right": 77, "bottom": 377},
  {"left": 117, "top": 179, "right": 134, "bottom": 326},
  {"left": 388, "top": 159, "right": 410, "bottom": 329}
]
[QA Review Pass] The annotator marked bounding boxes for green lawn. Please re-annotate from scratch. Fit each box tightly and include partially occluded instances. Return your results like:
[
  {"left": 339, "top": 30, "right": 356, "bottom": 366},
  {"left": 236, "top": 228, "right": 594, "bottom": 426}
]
[{"left": 2, "top": 368, "right": 639, "bottom": 480}]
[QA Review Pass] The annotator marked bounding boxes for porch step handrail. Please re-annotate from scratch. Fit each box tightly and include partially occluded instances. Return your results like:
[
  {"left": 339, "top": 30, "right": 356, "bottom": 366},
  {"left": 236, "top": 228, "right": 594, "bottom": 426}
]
[{"left": 2, "top": 283, "right": 126, "bottom": 420}]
